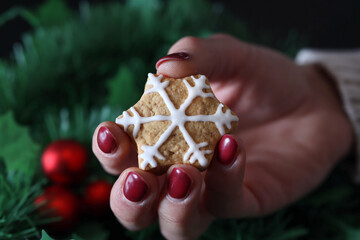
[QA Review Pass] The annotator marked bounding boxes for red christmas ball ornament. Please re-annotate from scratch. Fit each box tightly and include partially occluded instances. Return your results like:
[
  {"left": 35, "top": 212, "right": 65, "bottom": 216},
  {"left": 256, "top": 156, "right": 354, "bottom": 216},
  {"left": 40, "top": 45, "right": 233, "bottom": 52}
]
[
  {"left": 34, "top": 185, "right": 81, "bottom": 235},
  {"left": 42, "top": 140, "right": 88, "bottom": 184},
  {"left": 83, "top": 180, "right": 113, "bottom": 218}
]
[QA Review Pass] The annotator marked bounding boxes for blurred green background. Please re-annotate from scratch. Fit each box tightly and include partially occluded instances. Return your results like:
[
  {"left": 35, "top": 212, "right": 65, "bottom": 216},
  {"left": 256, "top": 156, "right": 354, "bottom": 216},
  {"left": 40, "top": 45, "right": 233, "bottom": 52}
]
[{"left": 0, "top": 0, "right": 359, "bottom": 239}]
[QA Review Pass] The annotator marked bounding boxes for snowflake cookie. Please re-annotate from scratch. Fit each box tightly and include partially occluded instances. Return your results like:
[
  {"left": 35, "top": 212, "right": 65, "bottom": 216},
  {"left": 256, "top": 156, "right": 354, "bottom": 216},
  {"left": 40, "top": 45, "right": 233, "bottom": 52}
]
[{"left": 115, "top": 73, "right": 238, "bottom": 174}]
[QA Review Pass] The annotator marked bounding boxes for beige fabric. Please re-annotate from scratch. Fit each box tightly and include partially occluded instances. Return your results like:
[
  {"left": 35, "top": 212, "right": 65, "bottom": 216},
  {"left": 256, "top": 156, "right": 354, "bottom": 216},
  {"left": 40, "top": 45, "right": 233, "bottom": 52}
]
[{"left": 296, "top": 49, "right": 360, "bottom": 181}]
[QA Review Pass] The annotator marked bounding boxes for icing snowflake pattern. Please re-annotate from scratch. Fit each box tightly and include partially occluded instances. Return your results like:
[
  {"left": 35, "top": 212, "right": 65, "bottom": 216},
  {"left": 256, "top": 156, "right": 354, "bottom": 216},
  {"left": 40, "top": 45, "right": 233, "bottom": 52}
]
[{"left": 116, "top": 73, "right": 239, "bottom": 170}]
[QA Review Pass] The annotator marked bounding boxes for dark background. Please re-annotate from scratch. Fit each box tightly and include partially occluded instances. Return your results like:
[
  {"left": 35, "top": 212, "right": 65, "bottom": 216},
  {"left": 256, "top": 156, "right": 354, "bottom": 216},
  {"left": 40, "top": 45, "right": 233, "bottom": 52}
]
[{"left": 1, "top": 0, "right": 359, "bottom": 58}]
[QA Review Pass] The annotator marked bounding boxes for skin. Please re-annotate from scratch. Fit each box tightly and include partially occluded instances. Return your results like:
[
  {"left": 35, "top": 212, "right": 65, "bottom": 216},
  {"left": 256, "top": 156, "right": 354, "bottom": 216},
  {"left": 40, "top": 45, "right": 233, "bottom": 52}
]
[{"left": 92, "top": 34, "right": 353, "bottom": 240}]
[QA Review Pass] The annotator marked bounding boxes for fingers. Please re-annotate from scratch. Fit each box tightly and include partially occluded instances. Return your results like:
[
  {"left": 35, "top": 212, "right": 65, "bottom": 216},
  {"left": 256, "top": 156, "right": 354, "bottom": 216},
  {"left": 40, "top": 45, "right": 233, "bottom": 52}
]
[
  {"left": 110, "top": 168, "right": 163, "bottom": 230},
  {"left": 92, "top": 121, "right": 137, "bottom": 175},
  {"left": 156, "top": 34, "right": 254, "bottom": 80},
  {"left": 110, "top": 165, "right": 213, "bottom": 238},
  {"left": 158, "top": 165, "right": 213, "bottom": 240},
  {"left": 204, "top": 134, "right": 244, "bottom": 217},
  {"left": 204, "top": 135, "right": 261, "bottom": 218}
]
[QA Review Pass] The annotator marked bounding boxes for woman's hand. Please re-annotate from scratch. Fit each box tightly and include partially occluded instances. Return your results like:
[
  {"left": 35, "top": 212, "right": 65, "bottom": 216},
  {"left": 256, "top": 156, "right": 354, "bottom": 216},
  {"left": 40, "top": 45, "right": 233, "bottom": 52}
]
[{"left": 92, "top": 34, "right": 353, "bottom": 239}]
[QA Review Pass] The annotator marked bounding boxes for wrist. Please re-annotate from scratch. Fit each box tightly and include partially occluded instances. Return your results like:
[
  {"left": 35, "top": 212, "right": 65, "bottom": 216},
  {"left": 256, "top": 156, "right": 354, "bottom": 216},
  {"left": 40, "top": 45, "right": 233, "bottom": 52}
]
[
  {"left": 304, "top": 64, "right": 343, "bottom": 107},
  {"left": 304, "top": 64, "right": 354, "bottom": 160},
  {"left": 300, "top": 64, "right": 349, "bottom": 118},
  {"left": 312, "top": 63, "right": 344, "bottom": 105}
]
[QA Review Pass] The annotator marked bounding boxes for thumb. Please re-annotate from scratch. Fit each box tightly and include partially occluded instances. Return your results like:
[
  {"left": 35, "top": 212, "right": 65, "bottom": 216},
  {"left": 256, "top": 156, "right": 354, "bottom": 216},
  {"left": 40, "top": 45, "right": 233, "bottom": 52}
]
[{"left": 156, "top": 34, "right": 255, "bottom": 81}]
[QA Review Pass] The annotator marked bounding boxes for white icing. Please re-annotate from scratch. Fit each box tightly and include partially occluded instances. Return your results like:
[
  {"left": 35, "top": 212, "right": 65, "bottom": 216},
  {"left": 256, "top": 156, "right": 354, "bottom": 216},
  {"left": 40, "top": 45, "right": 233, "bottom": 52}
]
[{"left": 116, "top": 73, "right": 239, "bottom": 170}]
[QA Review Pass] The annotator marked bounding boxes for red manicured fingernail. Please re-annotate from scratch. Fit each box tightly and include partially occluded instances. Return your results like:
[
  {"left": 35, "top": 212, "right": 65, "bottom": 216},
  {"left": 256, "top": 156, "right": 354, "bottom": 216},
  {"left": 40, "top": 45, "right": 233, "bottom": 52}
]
[
  {"left": 217, "top": 135, "right": 238, "bottom": 165},
  {"left": 168, "top": 168, "right": 191, "bottom": 199},
  {"left": 97, "top": 126, "right": 116, "bottom": 153},
  {"left": 123, "top": 172, "right": 148, "bottom": 202},
  {"left": 155, "top": 52, "right": 190, "bottom": 69}
]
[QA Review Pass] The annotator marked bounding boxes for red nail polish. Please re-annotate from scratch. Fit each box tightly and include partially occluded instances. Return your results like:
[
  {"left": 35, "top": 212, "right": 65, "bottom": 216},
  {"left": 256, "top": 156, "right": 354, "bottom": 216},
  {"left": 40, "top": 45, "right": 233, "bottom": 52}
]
[
  {"left": 97, "top": 126, "right": 116, "bottom": 153},
  {"left": 123, "top": 172, "right": 148, "bottom": 202},
  {"left": 168, "top": 168, "right": 191, "bottom": 199},
  {"left": 217, "top": 135, "right": 238, "bottom": 165},
  {"left": 155, "top": 52, "right": 190, "bottom": 69}
]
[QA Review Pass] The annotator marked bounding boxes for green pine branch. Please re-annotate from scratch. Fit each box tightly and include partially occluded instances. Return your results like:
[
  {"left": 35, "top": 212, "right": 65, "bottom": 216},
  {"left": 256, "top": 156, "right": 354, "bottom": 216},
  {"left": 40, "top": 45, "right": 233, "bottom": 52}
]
[{"left": 0, "top": 166, "right": 46, "bottom": 240}]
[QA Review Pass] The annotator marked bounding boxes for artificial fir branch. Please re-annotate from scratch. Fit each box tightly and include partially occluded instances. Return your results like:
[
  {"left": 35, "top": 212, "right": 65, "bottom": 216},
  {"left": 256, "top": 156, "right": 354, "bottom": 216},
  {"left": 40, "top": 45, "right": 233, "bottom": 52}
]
[{"left": 0, "top": 167, "right": 46, "bottom": 240}]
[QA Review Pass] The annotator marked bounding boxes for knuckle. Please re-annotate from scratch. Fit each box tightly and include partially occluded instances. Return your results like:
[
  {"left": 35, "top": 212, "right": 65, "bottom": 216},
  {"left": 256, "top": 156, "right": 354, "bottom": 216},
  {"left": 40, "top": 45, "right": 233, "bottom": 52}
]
[
  {"left": 159, "top": 209, "right": 198, "bottom": 239},
  {"left": 159, "top": 210, "right": 184, "bottom": 226},
  {"left": 172, "top": 36, "right": 203, "bottom": 50},
  {"left": 159, "top": 222, "right": 191, "bottom": 240},
  {"left": 210, "top": 33, "right": 233, "bottom": 40}
]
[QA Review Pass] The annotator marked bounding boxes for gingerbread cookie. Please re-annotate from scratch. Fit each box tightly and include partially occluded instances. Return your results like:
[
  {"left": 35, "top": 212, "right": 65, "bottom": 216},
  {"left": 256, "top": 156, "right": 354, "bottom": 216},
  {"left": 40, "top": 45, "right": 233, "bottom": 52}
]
[{"left": 116, "top": 73, "right": 238, "bottom": 174}]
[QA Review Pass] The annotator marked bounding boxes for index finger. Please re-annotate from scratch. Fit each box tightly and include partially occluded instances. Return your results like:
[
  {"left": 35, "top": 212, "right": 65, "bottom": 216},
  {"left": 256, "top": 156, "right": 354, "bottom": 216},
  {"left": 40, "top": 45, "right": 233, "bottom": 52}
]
[{"left": 155, "top": 34, "right": 252, "bottom": 81}]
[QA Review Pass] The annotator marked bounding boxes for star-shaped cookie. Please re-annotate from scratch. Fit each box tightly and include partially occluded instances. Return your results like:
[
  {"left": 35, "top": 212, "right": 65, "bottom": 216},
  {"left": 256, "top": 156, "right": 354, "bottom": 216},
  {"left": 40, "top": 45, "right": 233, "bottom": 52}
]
[{"left": 116, "top": 73, "right": 238, "bottom": 174}]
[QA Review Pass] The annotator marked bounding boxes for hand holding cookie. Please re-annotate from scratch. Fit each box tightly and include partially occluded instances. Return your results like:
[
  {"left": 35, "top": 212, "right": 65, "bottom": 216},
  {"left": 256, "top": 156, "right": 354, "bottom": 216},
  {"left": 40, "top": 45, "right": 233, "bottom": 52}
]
[
  {"left": 116, "top": 73, "right": 238, "bottom": 173},
  {"left": 92, "top": 34, "right": 352, "bottom": 239}
]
